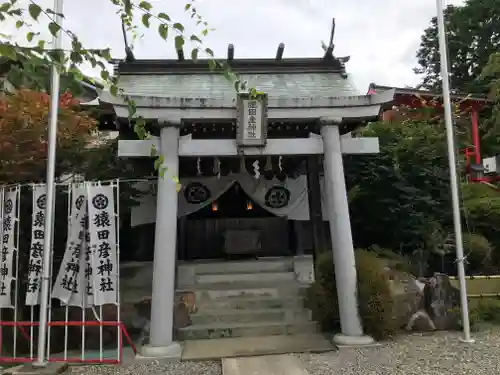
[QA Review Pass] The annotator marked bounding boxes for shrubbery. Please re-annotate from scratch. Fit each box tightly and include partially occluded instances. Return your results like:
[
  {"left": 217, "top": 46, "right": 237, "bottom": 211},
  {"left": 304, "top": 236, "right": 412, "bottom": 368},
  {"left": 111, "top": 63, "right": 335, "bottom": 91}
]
[
  {"left": 473, "top": 299, "right": 500, "bottom": 324},
  {"left": 462, "top": 233, "right": 493, "bottom": 273},
  {"left": 306, "top": 249, "right": 398, "bottom": 340}
]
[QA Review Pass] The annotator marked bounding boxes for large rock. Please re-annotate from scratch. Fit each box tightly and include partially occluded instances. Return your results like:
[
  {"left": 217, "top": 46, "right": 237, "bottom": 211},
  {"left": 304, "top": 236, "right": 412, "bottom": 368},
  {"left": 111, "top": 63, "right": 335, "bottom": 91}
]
[
  {"left": 386, "top": 268, "right": 435, "bottom": 331},
  {"left": 423, "top": 273, "right": 460, "bottom": 330},
  {"left": 385, "top": 269, "right": 460, "bottom": 332}
]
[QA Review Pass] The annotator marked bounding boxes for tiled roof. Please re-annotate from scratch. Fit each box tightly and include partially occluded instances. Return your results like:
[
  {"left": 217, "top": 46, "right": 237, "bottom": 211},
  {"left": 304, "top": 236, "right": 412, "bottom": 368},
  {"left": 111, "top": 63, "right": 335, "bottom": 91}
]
[{"left": 117, "top": 72, "right": 360, "bottom": 99}]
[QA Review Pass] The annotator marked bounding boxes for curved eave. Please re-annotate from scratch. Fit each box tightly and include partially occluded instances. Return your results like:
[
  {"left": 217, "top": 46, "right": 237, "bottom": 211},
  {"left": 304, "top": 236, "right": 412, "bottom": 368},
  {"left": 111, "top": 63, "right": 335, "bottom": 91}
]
[
  {"left": 80, "top": 98, "right": 100, "bottom": 106},
  {"left": 99, "top": 89, "right": 394, "bottom": 132},
  {"left": 100, "top": 89, "right": 394, "bottom": 111},
  {"left": 80, "top": 97, "right": 115, "bottom": 112},
  {"left": 368, "top": 83, "right": 490, "bottom": 110}
]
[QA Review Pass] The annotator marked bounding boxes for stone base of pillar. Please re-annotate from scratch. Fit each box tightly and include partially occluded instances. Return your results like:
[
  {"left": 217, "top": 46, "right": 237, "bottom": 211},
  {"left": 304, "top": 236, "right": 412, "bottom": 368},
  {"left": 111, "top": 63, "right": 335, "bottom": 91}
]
[
  {"left": 333, "top": 333, "right": 376, "bottom": 347},
  {"left": 138, "top": 342, "right": 183, "bottom": 361}
]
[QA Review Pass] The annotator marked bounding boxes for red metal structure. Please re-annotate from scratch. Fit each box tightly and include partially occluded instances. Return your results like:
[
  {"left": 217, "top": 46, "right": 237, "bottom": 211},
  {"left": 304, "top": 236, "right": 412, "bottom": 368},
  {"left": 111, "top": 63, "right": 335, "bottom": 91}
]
[
  {"left": 0, "top": 320, "right": 136, "bottom": 364},
  {"left": 368, "top": 84, "right": 491, "bottom": 181}
]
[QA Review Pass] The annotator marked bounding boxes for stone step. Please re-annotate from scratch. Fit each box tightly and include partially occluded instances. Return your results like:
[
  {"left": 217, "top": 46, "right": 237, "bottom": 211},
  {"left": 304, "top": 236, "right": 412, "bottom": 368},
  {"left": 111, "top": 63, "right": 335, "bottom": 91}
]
[
  {"left": 190, "top": 308, "right": 312, "bottom": 325},
  {"left": 195, "top": 296, "right": 306, "bottom": 310},
  {"left": 179, "top": 258, "right": 293, "bottom": 275},
  {"left": 178, "top": 320, "right": 319, "bottom": 340},
  {"left": 178, "top": 281, "right": 308, "bottom": 301},
  {"left": 195, "top": 271, "right": 295, "bottom": 284}
]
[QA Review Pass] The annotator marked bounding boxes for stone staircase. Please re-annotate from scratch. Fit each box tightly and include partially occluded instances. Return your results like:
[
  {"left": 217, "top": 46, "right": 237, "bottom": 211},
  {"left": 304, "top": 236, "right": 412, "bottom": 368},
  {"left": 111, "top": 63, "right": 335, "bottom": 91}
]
[{"left": 175, "top": 256, "right": 318, "bottom": 341}]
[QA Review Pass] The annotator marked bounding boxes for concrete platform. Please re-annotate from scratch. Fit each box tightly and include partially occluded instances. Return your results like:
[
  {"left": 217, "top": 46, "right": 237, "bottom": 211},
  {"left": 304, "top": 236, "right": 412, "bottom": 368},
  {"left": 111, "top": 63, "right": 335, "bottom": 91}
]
[
  {"left": 222, "top": 354, "right": 311, "bottom": 375},
  {"left": 181, "top": 333, "right": 335, "bottom": 360},
  {"left": 178, "top": 320, "right": 319, "bottom": 340}
]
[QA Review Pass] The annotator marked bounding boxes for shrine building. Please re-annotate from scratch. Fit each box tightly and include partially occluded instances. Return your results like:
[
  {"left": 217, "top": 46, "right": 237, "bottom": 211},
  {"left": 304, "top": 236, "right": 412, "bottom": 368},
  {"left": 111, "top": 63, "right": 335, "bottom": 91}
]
[
  {"left": 368, "top": 83, "right": 491, "bottom": 181},
  {"left": 99, "top": 43, "right": 395, "bottom": 357}
]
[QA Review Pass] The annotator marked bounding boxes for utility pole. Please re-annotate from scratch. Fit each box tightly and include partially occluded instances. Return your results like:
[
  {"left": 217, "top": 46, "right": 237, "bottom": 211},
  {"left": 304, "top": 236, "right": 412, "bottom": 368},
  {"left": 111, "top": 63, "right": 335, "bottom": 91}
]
[
  {"left": 435, "top": 0, "right": 474, "bottom": 343},
  {"left": 33, "top": 0, "right": 64, "bottom": 366}
]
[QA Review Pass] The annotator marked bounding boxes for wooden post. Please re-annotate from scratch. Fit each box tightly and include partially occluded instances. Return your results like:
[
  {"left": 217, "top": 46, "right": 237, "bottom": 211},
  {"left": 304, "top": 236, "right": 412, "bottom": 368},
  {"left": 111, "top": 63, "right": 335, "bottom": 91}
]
[
  {"left": 471, "top": 108, "right": 480, "bottom": 164},
  {"left": 306, "top": 155, "right": 326, "bottom": 261}
]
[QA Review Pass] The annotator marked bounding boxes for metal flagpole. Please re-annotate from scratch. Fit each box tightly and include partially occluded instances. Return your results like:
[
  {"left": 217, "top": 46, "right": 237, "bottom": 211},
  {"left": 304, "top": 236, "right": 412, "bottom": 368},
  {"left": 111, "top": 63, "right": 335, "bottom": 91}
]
[
  {"left": 435, "top": 0, "right": 474, "bottom": 343},
  {"left": 34, "top": 0, "right": 65, "bottom": 366}
]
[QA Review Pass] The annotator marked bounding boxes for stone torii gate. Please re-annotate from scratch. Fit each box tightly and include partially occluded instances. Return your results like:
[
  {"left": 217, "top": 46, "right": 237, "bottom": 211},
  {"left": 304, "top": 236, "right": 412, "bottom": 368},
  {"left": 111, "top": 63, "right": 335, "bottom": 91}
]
[{"left": 100, "top": 54, "right": 395, "bottom": 358}]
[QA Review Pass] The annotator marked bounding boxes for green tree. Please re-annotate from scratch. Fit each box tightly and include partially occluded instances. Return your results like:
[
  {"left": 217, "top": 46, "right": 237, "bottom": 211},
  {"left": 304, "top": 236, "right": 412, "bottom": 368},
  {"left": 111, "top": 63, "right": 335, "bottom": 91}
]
[
  {"left": 461, "top": 182, "right": 500, "bottom": 267},
  {"left": 0, "top": 88, "right": 146, "bottom": 328},
  {"left": 0, "top": 56, "right": 101, "bottom": 97},
  {"left": 414, "top": 0, "right": 500, "bottom": 94},
  {"left": 478, "top": 52, "right": 500, "bottom": 156},
  {"left": 345, "top": 117, "right": 452, "bottom": 254}
]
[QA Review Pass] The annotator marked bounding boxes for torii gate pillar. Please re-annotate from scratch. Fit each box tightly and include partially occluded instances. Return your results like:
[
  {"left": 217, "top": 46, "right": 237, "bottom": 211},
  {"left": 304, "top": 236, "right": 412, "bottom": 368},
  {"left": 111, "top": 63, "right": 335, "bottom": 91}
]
[
  {"left": 320, "top": 117, "right": 374, "bottom": 346},
  {"left": 140, "top": 125, "right": 182, "bottom": 359}
]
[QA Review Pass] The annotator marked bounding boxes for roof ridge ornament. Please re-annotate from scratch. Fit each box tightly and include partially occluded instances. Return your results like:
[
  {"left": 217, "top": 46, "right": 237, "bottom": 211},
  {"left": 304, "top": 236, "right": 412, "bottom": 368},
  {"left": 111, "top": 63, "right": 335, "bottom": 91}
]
[
  {"left": 121, "top": 20, "right": 135, "bottom": 62},
  {"left": 323, "top": 18, "right": 336, "bottom": 60}
]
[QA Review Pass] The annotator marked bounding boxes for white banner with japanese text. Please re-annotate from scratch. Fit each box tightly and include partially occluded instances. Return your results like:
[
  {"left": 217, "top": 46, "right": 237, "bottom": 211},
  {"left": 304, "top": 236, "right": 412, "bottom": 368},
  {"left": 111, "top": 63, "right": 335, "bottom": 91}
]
[
  {"left": 87, "top": 184, "right": 118, "bottom": 306},
  {"left": 52, "top": 184, "right": 89, "bottom": 307},
  {"left": 25, "top": 184, "right": 47, "bottom": 306},
  {"left": 0, "top": 185, "right": 20, "bottom": 308}
]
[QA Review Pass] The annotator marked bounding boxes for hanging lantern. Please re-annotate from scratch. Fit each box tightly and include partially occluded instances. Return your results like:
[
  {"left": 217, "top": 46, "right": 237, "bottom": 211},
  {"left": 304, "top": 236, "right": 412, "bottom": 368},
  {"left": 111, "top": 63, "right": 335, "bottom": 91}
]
[
  {"left": 212, "top": 202, "right": 218, "bottom": 211},
  {"left": 246, "top": 201, "right": 253, "bottom": 210}
]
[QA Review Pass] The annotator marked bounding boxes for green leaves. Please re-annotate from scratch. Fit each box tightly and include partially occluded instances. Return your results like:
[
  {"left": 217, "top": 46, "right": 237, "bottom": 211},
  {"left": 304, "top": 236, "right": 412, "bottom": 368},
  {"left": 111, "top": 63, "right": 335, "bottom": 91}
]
[
  {"left": 100, "top": 70, "right": 110, "bottom": 81},
  {"left": 158, "top": 12, "right": 170, "bottom": 21},
  {"left": 190, "top": 34, "right": 202, "bottom": 43},
  {"left": 0, "top": 2, "right": 11, "bottom": 12},
  {"left": 109, "top": 84, "right": 118, "bottom": 97},
  {"left": 98, "top": 48, "right": 112, "bottom": 61},
  {"left": 0, "top": 43, "right": 16, "bottom": 60},
  {"left": 158, "top": 24, "right": 168, "bottom": 40},
  {"left": 45, "top": 8, "right": 64, "bottom": 18},
  {"left": 28, "top": 3, "right": 41, "bottom": 20},
  {"left": 48, "top": 22, "right": 61, "bottom": 37},
  {"left": 139, "top": 1, "right": 152, "bottom": 11},
  {"left": 415, "top": 0, "right": 500, "bottom": 94},
  {"left": 173, "top": 23, "right": 184, "bottom": 32},
  {"left": 0, "top": 0, "right": 258, "bottom": 188},
  {"left": 208, "top": 59, "right": 216, "bottom": 71},
  {"left": 174, "top": 35, "right": 184, "bottom": 50},
  {"left": 70, "top": 51, "right": 83, "bottom": 64},
  {"left": 191, "top": 48, "right": 198, "bottom": 61},
  {"left": 141, "top": 13, "right": 151, "bottom": 28}
]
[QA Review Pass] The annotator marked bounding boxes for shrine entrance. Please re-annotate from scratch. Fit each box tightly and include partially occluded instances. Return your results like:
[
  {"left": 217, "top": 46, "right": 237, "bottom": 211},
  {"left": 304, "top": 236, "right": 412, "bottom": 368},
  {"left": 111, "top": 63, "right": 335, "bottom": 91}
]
[
  {"left": 180, "top": 182, "right": 292, "bottom": 261},
  {"left": 100, "top": 46, "right": 395, "bottom": 356}
]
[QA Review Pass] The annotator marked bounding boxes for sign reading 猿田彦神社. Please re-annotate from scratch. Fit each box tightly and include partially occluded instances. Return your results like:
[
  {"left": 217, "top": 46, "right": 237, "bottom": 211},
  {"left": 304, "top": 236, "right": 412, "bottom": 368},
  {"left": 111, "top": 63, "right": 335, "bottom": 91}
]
[{"left": 236, "top": 93, "right": 268, "bottom": 147}]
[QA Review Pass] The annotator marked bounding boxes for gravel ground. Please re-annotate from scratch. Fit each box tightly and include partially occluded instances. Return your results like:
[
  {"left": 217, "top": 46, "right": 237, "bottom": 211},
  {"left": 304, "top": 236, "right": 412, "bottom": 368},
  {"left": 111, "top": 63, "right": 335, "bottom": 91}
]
[
  {"left": 63, "top": 329, "right": 500, "bottom": 375},
  {"left": 297, "top": 328, "right": 500, "bottom": 375},
  {"left": 64, "top": 360, "right": 222, "bottom": 375}
]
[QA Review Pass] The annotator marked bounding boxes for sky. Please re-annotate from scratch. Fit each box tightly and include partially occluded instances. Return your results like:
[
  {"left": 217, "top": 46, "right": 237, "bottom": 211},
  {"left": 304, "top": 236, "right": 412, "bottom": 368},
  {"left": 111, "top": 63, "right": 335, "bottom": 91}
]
[{"left": 1, "top": 0, "right": 465, "bottom": 92}]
